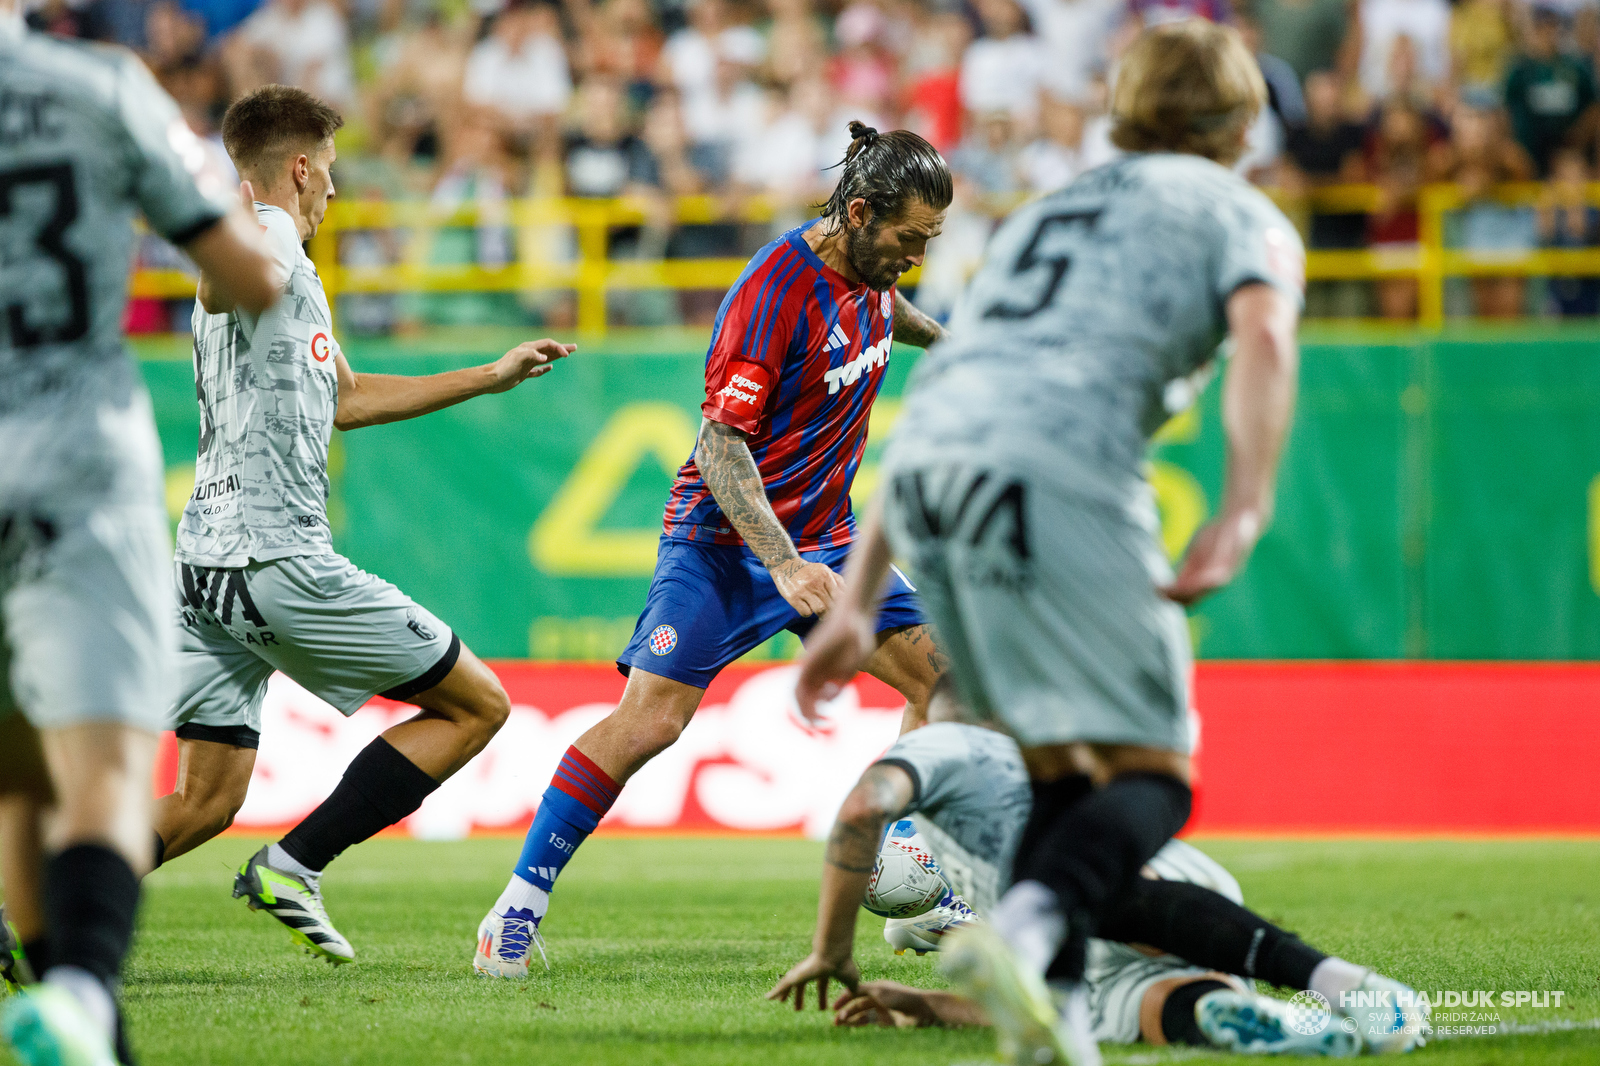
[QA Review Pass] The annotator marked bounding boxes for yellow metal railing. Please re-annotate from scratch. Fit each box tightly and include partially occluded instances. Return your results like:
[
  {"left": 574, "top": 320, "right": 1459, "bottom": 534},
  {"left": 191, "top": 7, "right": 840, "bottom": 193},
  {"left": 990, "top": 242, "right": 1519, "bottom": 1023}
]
[{"left": 129, "top": 185, "right": 1600, "bottom": 334}]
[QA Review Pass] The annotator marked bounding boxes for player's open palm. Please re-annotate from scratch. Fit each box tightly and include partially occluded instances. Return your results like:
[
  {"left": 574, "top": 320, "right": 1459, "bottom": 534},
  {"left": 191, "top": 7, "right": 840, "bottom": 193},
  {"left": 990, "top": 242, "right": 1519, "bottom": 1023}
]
[
  {"left": 766, "top": 951, "right": 860, "bottom": 1012},
  {"left": 771, "top": 559, "right": 844, "bottom": 617},
  {"left": 1161, "top": 507, "right": 1263, "bottom": 605},
  {"left": 489, "top": 339, "right": 576, "bottom": 392}
]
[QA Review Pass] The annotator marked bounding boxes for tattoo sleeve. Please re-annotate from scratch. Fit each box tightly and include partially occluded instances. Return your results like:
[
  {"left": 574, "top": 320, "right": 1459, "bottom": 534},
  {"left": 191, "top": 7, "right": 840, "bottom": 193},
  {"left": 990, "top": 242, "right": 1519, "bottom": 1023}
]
[
  {"left": 892, "top": 290, "right": 948, "bottom": 349},
  {"left": 824, "top": 765, "right": 914, "bottom": 874},
  {"left": 697, "top": 419, "right": 801, "bottom": 571}
]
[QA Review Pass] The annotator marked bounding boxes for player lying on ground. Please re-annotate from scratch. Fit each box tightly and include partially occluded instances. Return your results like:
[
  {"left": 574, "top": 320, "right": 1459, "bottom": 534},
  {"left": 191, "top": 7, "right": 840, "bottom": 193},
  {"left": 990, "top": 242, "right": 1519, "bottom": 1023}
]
[
  {"left": 769, "top": 711, "right": 1432, "bottom": 1056},
  {"left": 796, "top": 21, "right": 1310, "bottom": 1066},
  {"left": 0, "top": 7, "right": 279, "bottom": 1063},
  {"left": 473, "top": 122, "right": 955, "bottom": 977},
  {"left": 151, "top": 85, "right": 575, "bottom": 965}
]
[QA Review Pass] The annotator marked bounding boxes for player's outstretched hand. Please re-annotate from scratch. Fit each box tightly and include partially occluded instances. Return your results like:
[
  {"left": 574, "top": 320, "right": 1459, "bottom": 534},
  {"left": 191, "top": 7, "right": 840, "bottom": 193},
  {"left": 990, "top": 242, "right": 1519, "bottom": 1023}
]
[
  {"left": 488, "top": 339, "right": 577, "bottom": 392},
  {"left": 765, "top": 951, "right": 860, "bottom": 1012},
  {"left": 770, "top": 559, "right": 844, "bottom": 618},
  {"left": 794, "top": 602, "right": 876, "bottom": 723},
  {"left": 831, "top": 982, "right": 939, "bottom": 1028},
  {"left": 1160, "top": 506, "right": 1263, "bottom": 605}
]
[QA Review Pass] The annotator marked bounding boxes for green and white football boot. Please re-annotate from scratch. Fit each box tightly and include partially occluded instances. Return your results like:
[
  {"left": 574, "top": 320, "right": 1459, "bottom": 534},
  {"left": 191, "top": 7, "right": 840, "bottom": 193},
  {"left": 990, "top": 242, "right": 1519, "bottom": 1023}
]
[
  {"left": 1, "top": 907, "right": 22, "bottom": 994},
  {"left": 232, "top": 846, "right": 354, "bottom": 964},
  {"left": 0, "top": 984, "right": 117, "bottom": 1066}
]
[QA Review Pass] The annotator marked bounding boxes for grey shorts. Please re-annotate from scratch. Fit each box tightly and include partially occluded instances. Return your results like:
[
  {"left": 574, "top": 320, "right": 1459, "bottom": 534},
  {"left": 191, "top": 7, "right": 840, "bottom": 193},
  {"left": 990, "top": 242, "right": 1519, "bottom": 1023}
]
[
  {"left": 168, "top": 553, "right": 459, "bottom": 742},
  {"left": 882, "top": 463, "right": 1193, "bottom": 752},
  {"left": 0, "top": 503, "right": 173, "bottom": 733}
]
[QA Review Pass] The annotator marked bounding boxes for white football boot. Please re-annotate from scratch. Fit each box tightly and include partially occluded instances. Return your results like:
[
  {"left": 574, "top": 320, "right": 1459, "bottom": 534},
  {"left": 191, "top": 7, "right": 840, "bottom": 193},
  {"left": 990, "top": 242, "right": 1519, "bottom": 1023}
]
[
  {"left": 232, "top": 846, "right": 354, "bottom": 964},
  {"left": 885, "top": 892, "right": 980, "bottom": 955},
  {"left": 1196, "top": 989, "right": 1362, "bottom": 1057},
  {"left": 0, "top": 984, "right": 117, "bottom": 1066},
  {"left": 940, "top": 924, "right": 1094, "bottom": 1066},
  {"left": 473, "top": 909, "right": 549, "bottom": 978},
  {"left": 1336, "top": 972, "right": 1431, "bottom": 1054}
]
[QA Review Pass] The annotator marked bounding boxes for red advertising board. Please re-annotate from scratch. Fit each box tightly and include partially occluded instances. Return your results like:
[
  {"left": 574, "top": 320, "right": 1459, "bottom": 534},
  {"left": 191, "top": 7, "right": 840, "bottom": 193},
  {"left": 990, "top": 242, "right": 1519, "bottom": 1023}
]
[{"left": 159, "top": 661, "right": 1600, "bottom": 837}]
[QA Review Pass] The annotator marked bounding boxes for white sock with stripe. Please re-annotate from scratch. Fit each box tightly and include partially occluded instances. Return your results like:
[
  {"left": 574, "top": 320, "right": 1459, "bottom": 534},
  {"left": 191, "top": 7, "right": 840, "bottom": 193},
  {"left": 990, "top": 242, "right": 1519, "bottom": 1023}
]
[{"left": 494, "top": 873, "right": 550, "bottom": 920}]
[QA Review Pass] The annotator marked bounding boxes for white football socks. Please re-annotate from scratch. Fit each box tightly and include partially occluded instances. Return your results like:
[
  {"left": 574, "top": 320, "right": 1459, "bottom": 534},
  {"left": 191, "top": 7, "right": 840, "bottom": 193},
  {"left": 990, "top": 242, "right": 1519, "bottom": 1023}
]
[
  {"left": 494, "top": 874, "right": 550, "bottom": 920},
  {"left": 991, "top": 879, "right": 1066, "bottom": 975},
  {"left": 267, "top": 843, "right": 319, "bottom": 882},
  {"left": 1309, "top": 956, "right": 1370, "bottom": 1005}
]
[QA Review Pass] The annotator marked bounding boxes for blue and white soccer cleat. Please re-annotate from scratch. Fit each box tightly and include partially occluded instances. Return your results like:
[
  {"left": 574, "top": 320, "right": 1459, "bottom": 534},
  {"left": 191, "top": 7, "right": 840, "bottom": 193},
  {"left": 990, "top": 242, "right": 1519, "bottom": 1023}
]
[
  {"left": 885, "top": 891, "right": 980, "bottom": 955},
  {"left": 473, "top": 908, "right": 549, "bottom": 979},
  {"left": 0, "top": 984, "right": 118, "bottom": 1066},
  {"left": 940, "top": 924, "right": 1094, "bottom": 1066},
  {"left": 232, "top": 846, "right": 355, "bottom": 964},
  {"left": 1196, "top": 989, "right": 1361, "bottom": 1057},
  {"left": 1337, "top": 972, "right": 1431, "bottom": 1054}
]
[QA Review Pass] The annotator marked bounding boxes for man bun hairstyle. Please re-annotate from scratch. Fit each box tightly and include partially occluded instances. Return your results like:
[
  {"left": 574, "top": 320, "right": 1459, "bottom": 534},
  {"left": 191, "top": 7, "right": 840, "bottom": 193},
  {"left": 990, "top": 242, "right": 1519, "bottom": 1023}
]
[
  {"left": 222, "top": 84, "right": 345, "bottom": 180},
  {"left": 1109, "top": 21, "right": 1265, "bottom": 166},
  {"left": 820, "top": 121, "right": 953, "bottom": 227}
]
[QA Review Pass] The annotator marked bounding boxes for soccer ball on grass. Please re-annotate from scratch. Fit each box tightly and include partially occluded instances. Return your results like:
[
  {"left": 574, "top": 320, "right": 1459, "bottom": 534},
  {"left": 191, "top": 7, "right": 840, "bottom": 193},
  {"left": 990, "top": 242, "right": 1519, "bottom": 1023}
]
[{"left": 863, "top": 838, "right": 948, "bottom": 918}]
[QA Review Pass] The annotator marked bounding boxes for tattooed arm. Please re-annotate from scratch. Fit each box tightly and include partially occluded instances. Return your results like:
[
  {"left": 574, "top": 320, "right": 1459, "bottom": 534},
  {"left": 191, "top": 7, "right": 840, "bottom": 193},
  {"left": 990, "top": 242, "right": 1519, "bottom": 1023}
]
[
  {"left": 892, "top": 290, "right": 948, "bottom": 348},
  {"left": 697, "top": 419, "right": 844, "bottom": 616},
  {"left": 767, "top": 763, "right": 917, "bottom": 1010}
]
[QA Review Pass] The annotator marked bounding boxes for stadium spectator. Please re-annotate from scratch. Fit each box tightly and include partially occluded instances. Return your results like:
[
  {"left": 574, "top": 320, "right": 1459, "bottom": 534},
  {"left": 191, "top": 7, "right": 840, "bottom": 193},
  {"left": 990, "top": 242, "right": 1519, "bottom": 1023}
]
[
  {"left": 735, "top": 77, "right": 846, "bottom": 206},
  {"left": 143, "top": 0, "right": 207, "bottom": 68},
  {"left": 960, "top": 0, "right": 1046, "bottom": 124},
  {"left": 1504, "top": 5, "right": 1600, "bottom": 176},
  {"left": 463, "top": 0, "right": 574, "bottom": 160},
  {"left": 763, "top": 0, "right": 829, "bottom": 87},
  {"left": 1129, "top": 0, "right": 1232, "bottom": 27},
  {"left": 1357, "top": 0, "right": 1450, "bottom": 106},
  {"left": 1247, "top": 0, "right": 1354, "bottom": 82},
  {"left": 1365, "top": 96, "right": 1450, "bottom": 317},
  {"left": 900, "top": 10, "right": 970, "bottom": 152},
  {"left": 368, "top": 10, "right": 470, "bottom": 167},
  {"left": 660, "top": 0, "right": 766, "bottom": 101},
  {"left": 1539, "top": 147, "right": 1600, "bottom": 315},
  {"left": 1234, "top": 5, "right": 1307, "bottom": 178},
  {"left": 1018, "top": 0, "right": 1124, "bottom": 104},
  {"left": 827, "top": 3, "right": 897, "bottom": 115},
  {"left": 681, "top": 52, "right": 767, "bottom": 188},
  {"left": 565, "top": 77, "right": 659, "bottom": 198},
  {"left": 1441, "top": 95, "right": 1536, "bottom": 316},
  {"left": 577, "top": 0, "right": 665, "bottom": 109},
  {"left": 227, "top": 0, "right": 357, "bottom": 109},
  {"left": 1019, "top": 92, "right": 1088, "bottom": 192},
  {"left": 950, "top": 109, "right": 1025, "bottom": 199},
  {"left": 1449, "top": 0, "right": 1514, "bottom": 96}
]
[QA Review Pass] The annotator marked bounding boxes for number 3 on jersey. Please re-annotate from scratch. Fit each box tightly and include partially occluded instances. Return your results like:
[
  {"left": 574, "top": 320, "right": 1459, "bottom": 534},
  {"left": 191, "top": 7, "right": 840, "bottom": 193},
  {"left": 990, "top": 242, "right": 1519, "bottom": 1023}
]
[
  {"left": 984, "top": 209, "right": 1102, "bottom": 321},
  {"left": 0, "top": 163, "right": 90, "bottom": 348}
]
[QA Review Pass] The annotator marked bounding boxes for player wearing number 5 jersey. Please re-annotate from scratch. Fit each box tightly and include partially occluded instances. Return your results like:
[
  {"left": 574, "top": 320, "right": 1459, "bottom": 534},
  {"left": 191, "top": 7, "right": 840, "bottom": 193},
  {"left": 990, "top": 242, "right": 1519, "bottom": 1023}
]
[
  {"left": 798, "top": 23, "right": 1306, "bottom": 1066},
  {"left": 153, "top": 85, "right": 575, "bottom": 966},
  {"left": 473, "top": 123, "right": 955, "bottom": 976},
  {"left": 0, "top": 9, "right": 279, "bottom": 1064}
]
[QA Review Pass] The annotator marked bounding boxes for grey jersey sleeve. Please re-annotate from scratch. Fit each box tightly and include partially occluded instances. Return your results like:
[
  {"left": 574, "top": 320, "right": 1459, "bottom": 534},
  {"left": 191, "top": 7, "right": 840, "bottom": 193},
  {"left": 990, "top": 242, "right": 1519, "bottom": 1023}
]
[
  {"left": 1213, "top": 187, "right": 1306, "bottom": 311},
  {"left": 114, "top": 52, "right": 229, "bottom": 244},
  {"left": 877, "top": 723, "right": 1030, "bottom": 818}
]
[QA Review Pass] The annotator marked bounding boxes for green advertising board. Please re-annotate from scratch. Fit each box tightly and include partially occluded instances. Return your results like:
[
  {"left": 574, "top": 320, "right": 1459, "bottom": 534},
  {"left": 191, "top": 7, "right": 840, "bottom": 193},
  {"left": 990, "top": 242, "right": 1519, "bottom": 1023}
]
[{"left": 136, "top": 324, "right": 1600, "bottom": 661}]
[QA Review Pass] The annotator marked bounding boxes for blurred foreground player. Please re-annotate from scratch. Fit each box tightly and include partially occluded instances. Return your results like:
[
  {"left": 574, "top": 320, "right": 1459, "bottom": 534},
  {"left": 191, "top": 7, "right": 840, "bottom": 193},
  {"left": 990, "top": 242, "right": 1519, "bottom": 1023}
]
[
  {"left": 155, "top": 85, "right": 575, "bottom": 965},
  {"left": 770, "top": 703, "right": 1430, "bottom": 1055},
  {"left": 0, "top": 7, "right": 277, "bottom": 1062},
  {"left": 798, "top": 22, "right": 1311, "bottom": 1065},
  {"left": 475, "top": 123, "right": 953, "bottom": 976}
]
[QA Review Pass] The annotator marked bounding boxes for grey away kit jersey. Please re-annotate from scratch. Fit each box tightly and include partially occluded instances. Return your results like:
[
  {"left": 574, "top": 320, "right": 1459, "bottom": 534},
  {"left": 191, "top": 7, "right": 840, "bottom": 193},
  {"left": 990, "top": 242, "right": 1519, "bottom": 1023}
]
[
  {"left": 885, "top": 152, "right": 1304, "bottom": 514},
  {"left": 178, "top": 203, "right": 341, "bottom": 567},
  {"left": 0, "top": 18, "right": 228, "bottom": 514}
]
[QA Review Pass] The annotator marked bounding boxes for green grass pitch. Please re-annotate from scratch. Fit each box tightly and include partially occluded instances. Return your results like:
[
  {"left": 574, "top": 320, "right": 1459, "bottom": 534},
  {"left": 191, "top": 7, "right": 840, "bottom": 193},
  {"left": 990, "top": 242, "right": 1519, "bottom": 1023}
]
[{"left": 7, "top": 835, "right": 1600, "bottom": 1065}]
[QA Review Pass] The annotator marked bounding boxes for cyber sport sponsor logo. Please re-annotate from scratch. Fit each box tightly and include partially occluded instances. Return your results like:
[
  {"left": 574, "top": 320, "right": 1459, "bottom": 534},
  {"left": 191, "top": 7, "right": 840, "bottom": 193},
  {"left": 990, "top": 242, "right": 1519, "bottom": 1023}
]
[
  {"left": 310, "top": 331, "right": 332, "bottom": 362},
  {"left": 648, "top": 624, "right": 678, "bottom": 655}
]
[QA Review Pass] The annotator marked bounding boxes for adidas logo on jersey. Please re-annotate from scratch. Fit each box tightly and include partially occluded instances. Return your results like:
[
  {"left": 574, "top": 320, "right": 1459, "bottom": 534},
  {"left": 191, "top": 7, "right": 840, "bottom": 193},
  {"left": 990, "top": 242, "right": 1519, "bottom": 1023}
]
[
  {"left": 824, "top": 335, "right": 892, "bottom": 394},
  {"left": 823, "top": 323, "right": 850, "bottom": 352}
]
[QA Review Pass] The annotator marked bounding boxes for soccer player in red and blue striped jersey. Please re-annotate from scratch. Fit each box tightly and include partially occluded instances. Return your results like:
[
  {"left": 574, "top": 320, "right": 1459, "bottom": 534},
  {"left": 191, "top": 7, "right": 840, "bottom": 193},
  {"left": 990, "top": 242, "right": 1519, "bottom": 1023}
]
[{"left": 473, "top": 124, "right": 956, "bottom": 976}]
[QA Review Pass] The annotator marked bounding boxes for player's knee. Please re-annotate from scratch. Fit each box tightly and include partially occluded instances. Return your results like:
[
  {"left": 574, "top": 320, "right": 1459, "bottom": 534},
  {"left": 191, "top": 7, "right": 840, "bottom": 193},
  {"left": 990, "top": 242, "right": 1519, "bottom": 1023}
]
[{"left": 633, "top": 712, "right": 688, "bottom": 760}]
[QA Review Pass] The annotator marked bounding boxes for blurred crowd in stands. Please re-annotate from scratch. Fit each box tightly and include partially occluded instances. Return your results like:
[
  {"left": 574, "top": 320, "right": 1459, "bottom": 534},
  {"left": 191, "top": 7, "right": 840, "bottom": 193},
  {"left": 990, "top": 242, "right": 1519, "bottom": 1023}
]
[{"left": 31, "top": 0, "right": 1600, "bottom": 326}]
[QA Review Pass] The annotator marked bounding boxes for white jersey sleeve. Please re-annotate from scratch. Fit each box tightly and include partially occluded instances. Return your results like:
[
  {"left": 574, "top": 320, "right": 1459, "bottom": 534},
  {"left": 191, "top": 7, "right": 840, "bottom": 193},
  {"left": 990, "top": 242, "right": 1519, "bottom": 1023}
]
[{"left": 113, "top": 50, "right": 231, "bottom": 244}]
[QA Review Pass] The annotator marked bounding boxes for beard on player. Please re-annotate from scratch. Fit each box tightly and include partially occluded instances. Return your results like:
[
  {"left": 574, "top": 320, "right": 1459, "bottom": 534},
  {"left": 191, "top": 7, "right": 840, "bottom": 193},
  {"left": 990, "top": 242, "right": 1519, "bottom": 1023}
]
[{"left": 844, "top": 216, "right": 915, "bottom": 292}]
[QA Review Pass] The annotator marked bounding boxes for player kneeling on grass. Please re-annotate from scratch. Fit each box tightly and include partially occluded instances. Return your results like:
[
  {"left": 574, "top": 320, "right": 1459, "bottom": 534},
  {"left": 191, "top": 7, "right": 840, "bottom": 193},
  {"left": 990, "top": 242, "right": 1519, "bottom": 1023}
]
[
  {"left": 768, "top": 696, "right": 1432, "bottom": 1058},
  {"left": 150, "top": 85, "right": 575, "bottom": 966}
]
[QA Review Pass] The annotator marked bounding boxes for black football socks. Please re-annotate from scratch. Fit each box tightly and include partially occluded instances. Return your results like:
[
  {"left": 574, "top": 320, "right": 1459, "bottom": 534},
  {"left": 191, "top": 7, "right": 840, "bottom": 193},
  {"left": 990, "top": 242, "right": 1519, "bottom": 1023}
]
[{"left": 279, "top": 736, "right": 439, "bottom": 872}]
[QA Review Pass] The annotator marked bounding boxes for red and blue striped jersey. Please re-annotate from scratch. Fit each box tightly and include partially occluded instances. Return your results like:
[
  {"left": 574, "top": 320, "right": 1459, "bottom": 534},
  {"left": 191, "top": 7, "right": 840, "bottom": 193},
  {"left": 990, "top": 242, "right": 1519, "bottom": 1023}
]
[{"left": 664, "top": 222, "right": 897, "bottom": 551}]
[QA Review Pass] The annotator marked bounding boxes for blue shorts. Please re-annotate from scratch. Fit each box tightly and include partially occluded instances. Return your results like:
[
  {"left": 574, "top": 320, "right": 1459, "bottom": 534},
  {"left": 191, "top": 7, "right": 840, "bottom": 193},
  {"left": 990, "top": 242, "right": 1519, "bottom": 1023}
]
[{"left": 617, "top": 536, "right": 926, "bottom": 689}]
